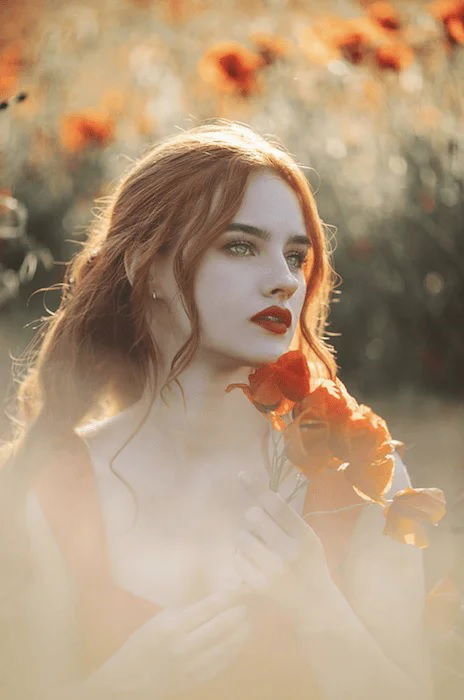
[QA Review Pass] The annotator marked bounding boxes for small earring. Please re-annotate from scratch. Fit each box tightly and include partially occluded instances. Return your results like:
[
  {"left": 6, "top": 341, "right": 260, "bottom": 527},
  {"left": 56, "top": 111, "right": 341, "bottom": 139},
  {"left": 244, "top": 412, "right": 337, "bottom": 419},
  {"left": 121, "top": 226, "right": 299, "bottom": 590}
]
[{"left": 152, "top": 290, "right": 158, "bottom": 300}]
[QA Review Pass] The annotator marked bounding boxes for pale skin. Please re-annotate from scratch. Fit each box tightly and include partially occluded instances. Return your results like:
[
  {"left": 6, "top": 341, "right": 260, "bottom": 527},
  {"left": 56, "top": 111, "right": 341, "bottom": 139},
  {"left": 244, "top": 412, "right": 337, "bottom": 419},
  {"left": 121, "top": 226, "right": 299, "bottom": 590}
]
[{"left": 67, "top": 169, "right": 433, "bottom": 699}]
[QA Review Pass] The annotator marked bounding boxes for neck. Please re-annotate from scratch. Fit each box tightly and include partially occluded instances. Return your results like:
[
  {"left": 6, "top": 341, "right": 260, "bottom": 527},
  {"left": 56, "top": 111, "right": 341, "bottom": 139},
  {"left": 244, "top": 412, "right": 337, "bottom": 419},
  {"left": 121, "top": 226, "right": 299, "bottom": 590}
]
[{"left": 138, "top": 352, "right": 273, "bottom": 467}]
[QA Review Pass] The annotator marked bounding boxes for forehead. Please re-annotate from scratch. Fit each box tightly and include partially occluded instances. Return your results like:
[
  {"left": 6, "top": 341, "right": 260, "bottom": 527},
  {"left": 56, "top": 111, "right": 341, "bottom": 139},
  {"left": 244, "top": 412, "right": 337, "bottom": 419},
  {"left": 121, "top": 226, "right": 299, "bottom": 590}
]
[{"left": 234, "top": 170, "right": 306, "bottom": 234}]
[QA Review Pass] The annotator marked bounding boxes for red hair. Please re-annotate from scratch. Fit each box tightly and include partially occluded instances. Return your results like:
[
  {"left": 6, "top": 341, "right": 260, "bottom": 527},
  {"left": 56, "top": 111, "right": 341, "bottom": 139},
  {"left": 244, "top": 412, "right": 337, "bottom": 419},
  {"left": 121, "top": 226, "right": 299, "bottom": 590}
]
[{"left": 2, "top": 119, "right": 338, "bottom": 484}]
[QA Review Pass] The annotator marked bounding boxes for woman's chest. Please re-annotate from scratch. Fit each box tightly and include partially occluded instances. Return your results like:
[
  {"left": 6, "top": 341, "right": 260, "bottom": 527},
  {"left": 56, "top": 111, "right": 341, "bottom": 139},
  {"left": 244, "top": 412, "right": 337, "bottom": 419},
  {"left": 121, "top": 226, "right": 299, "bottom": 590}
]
[
  {"left": 91, "top": 446, "right": 307, "bottom": 607},
  {"left": 93, "top": 452, "right": 263, "bottom": 604}
]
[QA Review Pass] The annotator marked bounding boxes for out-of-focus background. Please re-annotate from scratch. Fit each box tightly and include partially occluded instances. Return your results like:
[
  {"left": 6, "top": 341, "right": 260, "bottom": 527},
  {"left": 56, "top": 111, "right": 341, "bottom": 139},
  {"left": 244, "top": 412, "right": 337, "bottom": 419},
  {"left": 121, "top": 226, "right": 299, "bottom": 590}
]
[{"left": 1, "top": 0, "right": 463, "bottom": 695}]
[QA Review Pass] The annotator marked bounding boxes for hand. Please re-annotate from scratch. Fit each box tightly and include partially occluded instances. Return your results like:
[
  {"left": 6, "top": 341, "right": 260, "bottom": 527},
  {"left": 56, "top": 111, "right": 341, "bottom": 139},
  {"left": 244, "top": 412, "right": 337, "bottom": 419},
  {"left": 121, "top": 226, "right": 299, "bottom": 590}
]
[
  {"left": 80, "top": 587, "right": 251, "bottom": 699},
  {"left": 234, "top": 471, "right": 335, "bottom": 621}
]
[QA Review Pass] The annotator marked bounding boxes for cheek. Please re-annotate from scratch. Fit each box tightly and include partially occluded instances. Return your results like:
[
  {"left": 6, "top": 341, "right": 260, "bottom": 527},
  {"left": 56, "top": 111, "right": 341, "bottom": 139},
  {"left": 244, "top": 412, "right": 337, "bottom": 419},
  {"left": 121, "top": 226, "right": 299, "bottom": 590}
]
[
  {"left": 194, "top": 257, "right": 248, "bottom": 314},
  {"left": 294, "top": 279, "right": 307, "bottom": 315}
]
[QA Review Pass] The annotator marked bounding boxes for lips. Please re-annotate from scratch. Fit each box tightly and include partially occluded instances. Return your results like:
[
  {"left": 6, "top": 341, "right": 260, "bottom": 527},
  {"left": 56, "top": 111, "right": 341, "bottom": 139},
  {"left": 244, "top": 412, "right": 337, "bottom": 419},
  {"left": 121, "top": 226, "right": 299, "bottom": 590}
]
[{"left": 250, "top": 305, "right": 292, "bottom": 335}]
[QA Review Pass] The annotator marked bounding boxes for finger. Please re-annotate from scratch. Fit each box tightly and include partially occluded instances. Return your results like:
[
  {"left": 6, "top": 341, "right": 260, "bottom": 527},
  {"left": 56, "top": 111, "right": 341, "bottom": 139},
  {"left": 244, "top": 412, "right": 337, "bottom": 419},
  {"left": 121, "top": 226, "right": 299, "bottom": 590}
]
[
  {"left": 239, "top": 471, "right": 307, "bottom": 539},
  {"left": 258, "top": 489, "right": 311, "bottom": 539},
  {"left": 175, "top": 604, "right": 247, "bottom": 656},
  {"left": 245, "top": 505, "right": 298, "bottom": 560},
  {"left": 235, "top": 548, "right": 270, "bottom": 591},
  {"left": 237, "top": 528, "right": 285, "bottom": 577},
  {"left": 190, "top": 632, "right": 248, "bottom": 683},
  {"left": 184, "top": 623, "right": 250, "bottom": 682},
  {"left": 176, "top": 590, "right": 241, "bottom": 635}
]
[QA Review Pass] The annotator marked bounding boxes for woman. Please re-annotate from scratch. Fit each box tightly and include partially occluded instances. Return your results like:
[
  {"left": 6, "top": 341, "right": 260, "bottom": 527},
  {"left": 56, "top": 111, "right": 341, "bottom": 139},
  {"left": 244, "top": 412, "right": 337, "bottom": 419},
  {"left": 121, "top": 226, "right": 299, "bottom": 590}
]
[{"left": 1, "top": 121, "right": 433, "bottom": 699}]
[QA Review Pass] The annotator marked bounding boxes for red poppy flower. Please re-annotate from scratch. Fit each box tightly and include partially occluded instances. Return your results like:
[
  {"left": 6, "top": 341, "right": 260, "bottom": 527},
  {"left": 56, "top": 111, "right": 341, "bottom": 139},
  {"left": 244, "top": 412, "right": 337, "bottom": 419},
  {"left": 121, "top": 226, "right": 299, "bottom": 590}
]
[
  {"left": 294, "top": 377, "right": 359, "bottom": 420},
  {"left": 336, "top": 404, "right": 395, "bottom": 502},
  {"left": 300, "top": 15, "right": 385, "bottom": 67},
  {"left": 375, "top": 43, "right": 414, "bottom": 71},
  {"left": 447, "top": 15, "right": 464, "bottom": 42},
  {"left": 284, "top": 378, "right": 360, "bottom": 476},
  {"left": 383, "top": 487, "right": 447, "bottom": 547},
  {"left": 343, "top": 454, "right": 395, "bottom": 504},
  {"left": 286, "top": 387, "right": 396, "bottom": 501},
  {"left": 60, "top": 110, "right": 115, "bottom": 153},
  {"left": 338, "top": 31, "right": 370, "bottom": 64},
  {"left": 429, "top": 0, "right": 464, "bottom": 44},
  {"left": 197, "top": 41, "right": 264, "bottom": 97},
  {"left": 249, "top": 32, "right": 290, "bottom": 66},
  {"left": 0, "top": 42, "right": 25, "bottom": 100},
  {"left": 283, "top": 410, "right": 343, "bottom": 476},
  {"left": 225, "top": 350, "right": 311, "bottom": 428},
  {"left": 235, "top": 351, "right": 447, "bottom": 550},
  {"left": 344, "top": 404, "right": 392, "bottom": 465},
  {"left": 367, "top": 2, "right": 402, "bottom": 31}
]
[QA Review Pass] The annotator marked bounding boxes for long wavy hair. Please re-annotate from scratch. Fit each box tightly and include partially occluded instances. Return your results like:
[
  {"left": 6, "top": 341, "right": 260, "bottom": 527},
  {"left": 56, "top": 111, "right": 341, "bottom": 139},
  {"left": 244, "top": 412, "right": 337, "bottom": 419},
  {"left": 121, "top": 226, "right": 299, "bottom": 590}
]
[{"left": 1, "top": 119, "right": 338, "bottom": 494}]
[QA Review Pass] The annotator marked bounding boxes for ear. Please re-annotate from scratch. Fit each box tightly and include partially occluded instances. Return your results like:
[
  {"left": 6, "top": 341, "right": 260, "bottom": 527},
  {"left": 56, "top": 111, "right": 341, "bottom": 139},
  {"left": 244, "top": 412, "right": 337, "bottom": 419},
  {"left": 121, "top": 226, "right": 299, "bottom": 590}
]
[
  {"left": 124, "top": 249, "right": 159, "bottom": 298},
  {"left": 123, "top": 249, "right": 137, "bottom": 287},
  {"left": 124, "top": 249, "right": 152, "bottom": 287}
]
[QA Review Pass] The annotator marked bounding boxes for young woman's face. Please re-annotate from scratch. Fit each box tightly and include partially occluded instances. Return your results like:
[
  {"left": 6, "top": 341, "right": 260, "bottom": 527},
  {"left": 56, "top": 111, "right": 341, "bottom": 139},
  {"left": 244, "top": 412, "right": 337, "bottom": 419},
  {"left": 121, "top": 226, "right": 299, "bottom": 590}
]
[{"left": 153, "top": 169, "right": 312, "bottom": 367}]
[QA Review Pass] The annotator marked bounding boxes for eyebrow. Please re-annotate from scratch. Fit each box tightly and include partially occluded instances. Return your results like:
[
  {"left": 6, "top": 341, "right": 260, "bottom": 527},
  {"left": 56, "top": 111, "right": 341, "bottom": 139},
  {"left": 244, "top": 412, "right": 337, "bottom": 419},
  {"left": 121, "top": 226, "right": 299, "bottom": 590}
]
[{"left": 226, "top": 223, "right": 311, "bottom": 248}]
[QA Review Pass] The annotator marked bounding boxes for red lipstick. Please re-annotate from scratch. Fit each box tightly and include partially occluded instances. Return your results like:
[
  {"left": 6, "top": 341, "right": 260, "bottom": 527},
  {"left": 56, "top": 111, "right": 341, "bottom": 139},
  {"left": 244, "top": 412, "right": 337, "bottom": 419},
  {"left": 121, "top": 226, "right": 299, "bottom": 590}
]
[{"left": 250, "top": 305, "right": 292, "bottom": 335}]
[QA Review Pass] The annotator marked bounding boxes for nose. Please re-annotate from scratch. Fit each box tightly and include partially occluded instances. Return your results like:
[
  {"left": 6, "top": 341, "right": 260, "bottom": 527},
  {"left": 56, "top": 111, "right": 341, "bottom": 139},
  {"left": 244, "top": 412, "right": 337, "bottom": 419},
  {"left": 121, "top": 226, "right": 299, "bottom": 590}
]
[{"left": 262, "top": 256, "right": 299, "bottom": 301}]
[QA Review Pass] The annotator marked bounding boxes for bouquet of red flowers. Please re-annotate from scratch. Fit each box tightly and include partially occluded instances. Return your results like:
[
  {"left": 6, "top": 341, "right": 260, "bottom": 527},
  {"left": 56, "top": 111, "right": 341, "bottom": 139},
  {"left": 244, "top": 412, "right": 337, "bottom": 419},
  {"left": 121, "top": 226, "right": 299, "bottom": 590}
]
[{"left": 226, "top": 349, "right": 446, "bottom": 548}]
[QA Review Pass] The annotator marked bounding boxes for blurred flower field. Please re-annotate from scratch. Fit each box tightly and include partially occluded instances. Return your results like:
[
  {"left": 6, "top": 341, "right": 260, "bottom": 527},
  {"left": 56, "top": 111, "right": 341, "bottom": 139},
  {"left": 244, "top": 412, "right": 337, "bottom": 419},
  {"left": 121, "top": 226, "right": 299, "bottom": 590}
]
[{"left": 1, "top": 0, "right": 464, "bottom": 696}]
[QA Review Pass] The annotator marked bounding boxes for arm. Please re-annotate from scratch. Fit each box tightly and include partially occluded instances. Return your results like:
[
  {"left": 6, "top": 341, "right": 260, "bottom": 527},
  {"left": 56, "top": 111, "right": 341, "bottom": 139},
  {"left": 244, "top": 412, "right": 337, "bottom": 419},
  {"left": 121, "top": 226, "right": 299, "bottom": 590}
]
[
  {"left": 298, "top": 453, "right": 433, "bottom": 700},
  {"left": 236, "top": 456, "right": 434, "bottom": 700},
  {"left": 24, "top": 490, "right": 251, "bottom": 700},
  {"left": 18, "top": 488, "right": 91, "bottom": 698}
]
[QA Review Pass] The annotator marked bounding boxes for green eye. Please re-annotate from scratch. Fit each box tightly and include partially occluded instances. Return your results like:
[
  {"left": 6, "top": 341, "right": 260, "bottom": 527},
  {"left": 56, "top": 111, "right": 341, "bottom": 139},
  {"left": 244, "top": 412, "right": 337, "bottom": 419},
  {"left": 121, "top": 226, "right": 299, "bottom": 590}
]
[
  {"left": 287, "top": 252, "right": 307, "bottom": 270},
  {"left": 224, "top": 240, "right": 307, "bottom": 270},
  {"left": 226, "top": 242, "right": 254, "bottom": 256}
]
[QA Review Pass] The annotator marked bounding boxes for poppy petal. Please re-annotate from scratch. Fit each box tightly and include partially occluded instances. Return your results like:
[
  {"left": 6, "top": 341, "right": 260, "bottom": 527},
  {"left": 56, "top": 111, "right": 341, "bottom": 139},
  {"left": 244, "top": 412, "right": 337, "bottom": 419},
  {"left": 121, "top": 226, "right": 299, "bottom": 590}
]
[{"left": 383, "top": 487, "right": 447, "bottom": 547}]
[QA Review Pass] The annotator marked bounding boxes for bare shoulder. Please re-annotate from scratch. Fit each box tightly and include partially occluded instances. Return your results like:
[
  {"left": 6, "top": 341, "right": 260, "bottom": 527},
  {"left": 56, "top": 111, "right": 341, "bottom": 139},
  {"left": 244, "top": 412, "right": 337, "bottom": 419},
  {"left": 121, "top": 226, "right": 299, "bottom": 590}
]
[
  {"left": 0, "top": 440, "right": 14, "bottom": 468},
  {"left": 76, "top": 415, "right": 119, "bottom": 450},
  {"left": 76, "top": 398, "right": 148, "bottom": 466},
  {"left": 75, "top": 412, "right": 132, "bottom": 476}
]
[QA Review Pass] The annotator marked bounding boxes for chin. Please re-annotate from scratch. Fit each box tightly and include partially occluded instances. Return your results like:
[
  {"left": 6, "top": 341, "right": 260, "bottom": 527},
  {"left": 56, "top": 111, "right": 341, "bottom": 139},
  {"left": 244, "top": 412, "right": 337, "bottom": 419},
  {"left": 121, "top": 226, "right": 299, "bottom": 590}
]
[
  {"left": 240, "top": 342, "right": 291, "bottom": 367},
  {"left": 201, "top": 333, "right": 291, "bottom": 368}
]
